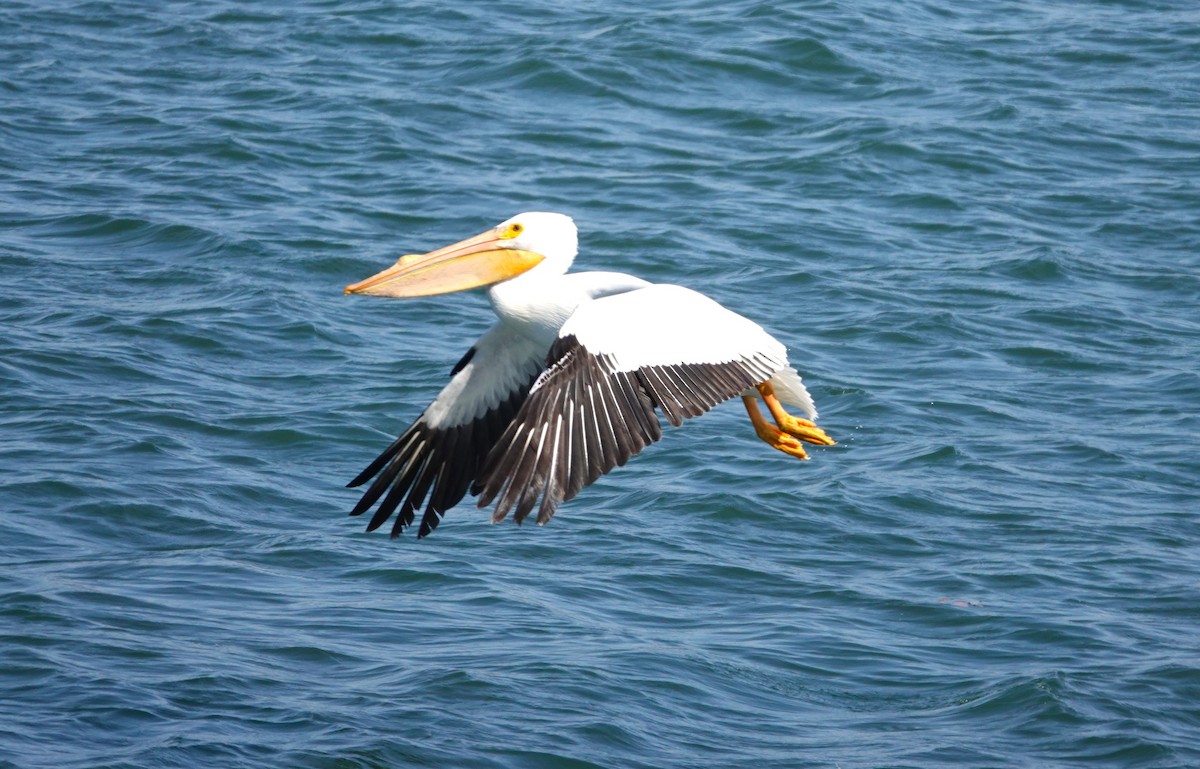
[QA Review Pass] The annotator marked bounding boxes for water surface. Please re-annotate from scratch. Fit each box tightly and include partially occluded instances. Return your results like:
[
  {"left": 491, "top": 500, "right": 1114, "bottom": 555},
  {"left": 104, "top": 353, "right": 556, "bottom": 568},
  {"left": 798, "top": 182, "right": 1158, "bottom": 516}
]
[{"left": 2, "top": 2, "right": 1198, "bottom": 768}]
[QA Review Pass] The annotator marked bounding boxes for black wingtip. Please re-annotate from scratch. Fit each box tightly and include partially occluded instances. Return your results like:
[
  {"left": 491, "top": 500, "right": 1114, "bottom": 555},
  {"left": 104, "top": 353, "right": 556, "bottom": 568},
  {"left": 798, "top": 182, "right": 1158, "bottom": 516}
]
[{"left": 344, "top": 349, "right": 539, "bottom": 542}]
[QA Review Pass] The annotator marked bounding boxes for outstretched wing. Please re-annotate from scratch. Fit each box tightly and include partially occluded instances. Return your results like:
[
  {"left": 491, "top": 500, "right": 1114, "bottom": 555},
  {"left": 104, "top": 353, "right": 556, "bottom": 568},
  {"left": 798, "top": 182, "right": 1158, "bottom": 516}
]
[
  {"left": 473, "top": 284, "right": 790, "bottom": 526},
  {"left": 348, "top": 323, "right": 547, "bottom": 537}
]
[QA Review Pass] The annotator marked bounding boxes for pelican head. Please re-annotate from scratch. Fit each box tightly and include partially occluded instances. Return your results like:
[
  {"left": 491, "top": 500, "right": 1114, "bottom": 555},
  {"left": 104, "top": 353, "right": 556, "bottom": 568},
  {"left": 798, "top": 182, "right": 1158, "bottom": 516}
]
[{"left": 345, "top": 212, "right": 577, "bottom": 298}]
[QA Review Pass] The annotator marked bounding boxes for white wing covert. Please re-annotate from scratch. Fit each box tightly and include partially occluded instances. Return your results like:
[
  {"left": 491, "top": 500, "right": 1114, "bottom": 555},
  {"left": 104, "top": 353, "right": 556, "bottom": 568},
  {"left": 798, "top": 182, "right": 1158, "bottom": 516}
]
[
  {"left": 474, "top": 284, "right": 791, "bottom": 526},
  {"left": 347, "top": 322, "right": 547, "bottom": 537}
]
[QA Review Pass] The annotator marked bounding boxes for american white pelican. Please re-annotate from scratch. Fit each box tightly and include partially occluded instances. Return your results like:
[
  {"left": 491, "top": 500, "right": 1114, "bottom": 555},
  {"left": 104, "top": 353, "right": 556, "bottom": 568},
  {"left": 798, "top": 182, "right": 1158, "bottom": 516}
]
[{"left": 345, "top": 212, "right": 834, "bottom": 538}]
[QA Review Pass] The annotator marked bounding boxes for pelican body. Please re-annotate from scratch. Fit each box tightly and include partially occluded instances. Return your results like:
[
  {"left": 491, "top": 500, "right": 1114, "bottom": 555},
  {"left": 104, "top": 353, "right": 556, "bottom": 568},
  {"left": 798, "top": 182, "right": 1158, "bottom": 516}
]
[{"left": 345, "top": 212, "right": 834, "bottom": 538}]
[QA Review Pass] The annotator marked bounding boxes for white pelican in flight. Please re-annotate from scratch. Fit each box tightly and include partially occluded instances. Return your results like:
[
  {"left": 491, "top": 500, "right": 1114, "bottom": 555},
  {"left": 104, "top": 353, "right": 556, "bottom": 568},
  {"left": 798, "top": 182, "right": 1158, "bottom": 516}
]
[{"left": 344, "top": 212, "right": 834, "bottom": 538}]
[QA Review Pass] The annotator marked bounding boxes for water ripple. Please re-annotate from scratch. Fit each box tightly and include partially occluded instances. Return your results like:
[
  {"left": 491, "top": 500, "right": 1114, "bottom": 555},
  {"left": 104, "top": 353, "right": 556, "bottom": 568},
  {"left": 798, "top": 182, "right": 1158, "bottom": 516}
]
[{"left": 2, "top": 1, "right": 1199, "bottom": 768}]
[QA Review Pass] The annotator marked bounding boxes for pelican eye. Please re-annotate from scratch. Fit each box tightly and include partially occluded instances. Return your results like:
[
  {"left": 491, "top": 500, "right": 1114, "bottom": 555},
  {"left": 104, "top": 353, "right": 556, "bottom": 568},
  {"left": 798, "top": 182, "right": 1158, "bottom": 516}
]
[{"left": 500, "top": 222, "right": 524, "bottom": 239}]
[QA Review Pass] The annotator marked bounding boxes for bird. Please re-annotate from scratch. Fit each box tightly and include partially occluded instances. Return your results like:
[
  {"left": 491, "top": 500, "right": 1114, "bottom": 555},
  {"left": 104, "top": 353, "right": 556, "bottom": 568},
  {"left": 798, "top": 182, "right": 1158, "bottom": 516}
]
[{"left": 343, "top": 212, "right": 834, "bottom": 538}]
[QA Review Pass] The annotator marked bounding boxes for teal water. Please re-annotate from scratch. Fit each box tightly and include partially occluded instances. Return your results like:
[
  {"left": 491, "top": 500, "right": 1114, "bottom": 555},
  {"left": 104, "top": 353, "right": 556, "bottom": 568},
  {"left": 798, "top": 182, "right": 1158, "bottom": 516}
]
[{"left": 3, "top": 2, "right": 1199, "bottom": 767}]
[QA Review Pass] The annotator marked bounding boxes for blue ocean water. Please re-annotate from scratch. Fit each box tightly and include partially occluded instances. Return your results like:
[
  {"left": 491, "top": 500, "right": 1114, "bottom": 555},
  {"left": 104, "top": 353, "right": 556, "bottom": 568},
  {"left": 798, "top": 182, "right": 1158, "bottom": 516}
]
[{"left": 2, "top": 1, "right": 1199, "bottom": 767}]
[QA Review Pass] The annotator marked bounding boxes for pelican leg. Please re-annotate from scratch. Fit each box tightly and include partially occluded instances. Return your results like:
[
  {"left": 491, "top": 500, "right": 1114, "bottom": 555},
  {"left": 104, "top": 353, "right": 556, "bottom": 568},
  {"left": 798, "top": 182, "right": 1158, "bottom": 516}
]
[
  {"left": 743, "top": 395, "right": 811, "bottom": 460},
  {"left": 757, "top": 382, "right": 836, "bottom": 447}
]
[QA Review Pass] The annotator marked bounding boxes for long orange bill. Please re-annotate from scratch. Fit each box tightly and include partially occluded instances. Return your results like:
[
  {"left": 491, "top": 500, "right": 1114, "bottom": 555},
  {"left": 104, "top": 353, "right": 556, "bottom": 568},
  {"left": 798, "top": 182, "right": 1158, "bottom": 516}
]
[{"left": 345, "top": 229, "right": 544, "bottom": 298}]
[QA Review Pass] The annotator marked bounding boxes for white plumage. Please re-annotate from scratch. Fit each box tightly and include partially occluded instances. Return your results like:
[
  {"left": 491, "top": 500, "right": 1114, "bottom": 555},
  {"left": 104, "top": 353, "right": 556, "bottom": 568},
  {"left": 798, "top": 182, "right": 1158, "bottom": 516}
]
[{"left": 345, "top": 212, "right": 833, "bottom": 538}]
